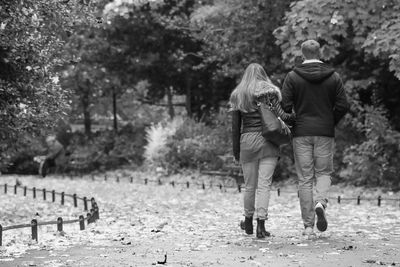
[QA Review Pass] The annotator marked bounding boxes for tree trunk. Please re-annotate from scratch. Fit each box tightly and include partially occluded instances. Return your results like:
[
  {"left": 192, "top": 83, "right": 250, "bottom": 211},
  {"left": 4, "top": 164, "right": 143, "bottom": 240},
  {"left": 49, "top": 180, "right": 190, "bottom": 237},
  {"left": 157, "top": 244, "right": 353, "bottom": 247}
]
[
  {"left": 81, "top": 86, "right": 91, "bottom": 138},
  {"left": 166, "top": 86, "right": 175, "bottom": 119},
  {"left": 112, "top": 87, "right": 118, "bottom": 133},
  {"left": 185, "top": 75, "right": 192, "bottom": 117}
]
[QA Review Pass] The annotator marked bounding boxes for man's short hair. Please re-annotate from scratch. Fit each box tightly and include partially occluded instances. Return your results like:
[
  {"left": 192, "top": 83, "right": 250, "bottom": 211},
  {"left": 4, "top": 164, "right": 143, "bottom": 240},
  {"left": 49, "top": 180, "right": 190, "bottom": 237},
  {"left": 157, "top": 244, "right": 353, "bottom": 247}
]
[{"left": 301, "top": 40, "right": 320, "bottom": 60}]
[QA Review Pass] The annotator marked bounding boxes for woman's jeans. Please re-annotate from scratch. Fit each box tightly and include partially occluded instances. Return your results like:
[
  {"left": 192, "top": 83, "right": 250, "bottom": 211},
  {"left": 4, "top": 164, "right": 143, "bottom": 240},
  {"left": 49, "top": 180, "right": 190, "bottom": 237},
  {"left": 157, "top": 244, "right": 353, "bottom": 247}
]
[
  {"left": 241, "top": 157, "right": 278, "bottom": 220},
  {"left": 293, "top": 136, "right": 334, "bottom": 228}
]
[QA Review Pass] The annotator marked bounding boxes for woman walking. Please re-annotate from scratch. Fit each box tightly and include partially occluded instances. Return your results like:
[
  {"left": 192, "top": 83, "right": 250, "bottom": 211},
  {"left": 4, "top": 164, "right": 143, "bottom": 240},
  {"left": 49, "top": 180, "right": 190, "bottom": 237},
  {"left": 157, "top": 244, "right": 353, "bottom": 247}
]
[{"left": 230, "top": 63, "right": 294, "bottom": 238}]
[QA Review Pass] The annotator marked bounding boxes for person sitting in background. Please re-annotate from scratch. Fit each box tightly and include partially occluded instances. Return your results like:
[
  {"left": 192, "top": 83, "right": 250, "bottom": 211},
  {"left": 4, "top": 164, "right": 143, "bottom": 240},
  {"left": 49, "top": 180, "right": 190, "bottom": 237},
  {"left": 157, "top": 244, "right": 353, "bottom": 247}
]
[{"left": 39, "top": 135, "right": 66, "bottom": 177}]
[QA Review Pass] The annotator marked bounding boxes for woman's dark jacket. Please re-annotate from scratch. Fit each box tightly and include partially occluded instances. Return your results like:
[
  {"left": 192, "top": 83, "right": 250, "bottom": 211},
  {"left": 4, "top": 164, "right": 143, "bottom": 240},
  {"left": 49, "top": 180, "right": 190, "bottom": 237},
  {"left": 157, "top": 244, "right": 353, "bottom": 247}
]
[{"left": 231, "top": 82, "right": 295, "bottom": 161}]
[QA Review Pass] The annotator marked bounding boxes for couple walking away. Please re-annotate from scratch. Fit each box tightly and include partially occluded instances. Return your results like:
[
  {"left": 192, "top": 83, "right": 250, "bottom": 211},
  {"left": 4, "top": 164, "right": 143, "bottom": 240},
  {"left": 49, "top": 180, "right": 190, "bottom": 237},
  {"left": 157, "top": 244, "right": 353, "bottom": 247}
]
[{"left": 230, "top": 40, "right": 349, "bottom": 238}]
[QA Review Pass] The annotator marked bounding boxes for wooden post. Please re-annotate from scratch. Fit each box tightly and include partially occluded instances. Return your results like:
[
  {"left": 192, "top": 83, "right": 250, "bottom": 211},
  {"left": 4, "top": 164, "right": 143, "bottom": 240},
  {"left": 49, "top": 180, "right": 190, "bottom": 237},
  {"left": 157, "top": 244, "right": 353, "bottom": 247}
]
[
  {"left": 277, "top": 188, "right": 280, "bottom": 196},
  {"left": 237, "top": 184, "right": 241, "bottom": 193},
  {"left": 87, "top": 213, "right": 93, "bottom": 224},
  {"left": 338, "top": 196, "right": 341, "bottom": 204},
  {"left": 219, "top": 184, "right": 222, "bottom": 191},
  {"left": 130, "top": 177, "right": 133, "bottom": 183},
  {"left": 57, "top": 217, "right": 63, "bottom": 232},
  {"left": 0, "top": 224, "right": 2, "bottom": 246},
  {"left": 202, "top": 183, "right": 205, "bottom": 190},
  {"left": 61, "top": 192, "right": 65, "bottom": 205},
  {"left": 24, "top": 186, "right": 27, "bottom": 196},
  {"left": 378, "top": 196, "right": 381, "bottom": 206},
  {"left": 79, "top": 215, "right": 85, "bottom": 230},
  {"left": 145, "top": 178, "right": 148, "bottom": 185},
  {"left": 31, "top": 219, "right": 38, "bottom": 242},
  {"left": 357, "top": 196, "right": 361, "bottom": 205},
  {"left": 43, "top": 189, "right": 46, "bottom": 201},
  {"left": 90, "top": 197, "right": 96, "bottom": 209},
  {"left": 83, "top": 197, "right": 88, "bottom": 211},
  {"left": 52, "top": 190, "right": 55, "bottom": 202},
  {"left": 186, "top": 181, "right": 189, "bottom": 188},
  {"left": 14, "top": 184, "right": 17, "bottom": 194},
  {"left": 4, "top": 184, "right": 7, "bottom": 194},
  {"left": 73, "top": 194, "right": 77, "bottom": 207},
  {"left": 33, "top": 187, "right": 36, "bottom": 198}
]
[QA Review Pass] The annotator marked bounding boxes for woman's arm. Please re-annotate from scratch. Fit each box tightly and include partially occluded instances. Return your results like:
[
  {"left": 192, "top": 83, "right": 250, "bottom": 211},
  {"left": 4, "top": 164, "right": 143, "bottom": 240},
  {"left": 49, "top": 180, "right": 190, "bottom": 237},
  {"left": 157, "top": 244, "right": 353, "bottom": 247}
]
[
  {"left": 270, "top": 97, "right": 295, "bottom": 125},
  {"left": 231, "top": 110, "right": 241, "bottom": 161}
]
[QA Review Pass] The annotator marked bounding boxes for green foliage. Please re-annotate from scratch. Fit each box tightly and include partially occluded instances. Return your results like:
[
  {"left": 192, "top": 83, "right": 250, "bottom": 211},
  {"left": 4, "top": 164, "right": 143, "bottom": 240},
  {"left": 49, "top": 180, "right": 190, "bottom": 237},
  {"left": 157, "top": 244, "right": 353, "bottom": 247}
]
[
  {"left": 275, "top": 0, "right": 400, "bottom": 187},
  {"left": 163, "top": 110, "right": 231, "bottom": 172}
]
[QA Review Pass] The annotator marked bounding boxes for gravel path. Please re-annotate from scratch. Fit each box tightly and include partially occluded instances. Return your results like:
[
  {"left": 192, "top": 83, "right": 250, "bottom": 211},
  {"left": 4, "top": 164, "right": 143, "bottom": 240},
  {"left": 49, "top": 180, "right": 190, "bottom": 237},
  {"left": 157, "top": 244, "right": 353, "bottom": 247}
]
[{"left": 0, "top": 173, "right": 399, "bottom": 266}]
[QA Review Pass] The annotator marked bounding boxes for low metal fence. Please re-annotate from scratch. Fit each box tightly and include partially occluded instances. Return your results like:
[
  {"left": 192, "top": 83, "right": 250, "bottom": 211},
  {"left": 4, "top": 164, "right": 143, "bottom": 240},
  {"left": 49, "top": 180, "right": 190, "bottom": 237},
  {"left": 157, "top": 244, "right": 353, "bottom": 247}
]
[{"left": 0, "top": 183, "right": 99, "bottom": 246}]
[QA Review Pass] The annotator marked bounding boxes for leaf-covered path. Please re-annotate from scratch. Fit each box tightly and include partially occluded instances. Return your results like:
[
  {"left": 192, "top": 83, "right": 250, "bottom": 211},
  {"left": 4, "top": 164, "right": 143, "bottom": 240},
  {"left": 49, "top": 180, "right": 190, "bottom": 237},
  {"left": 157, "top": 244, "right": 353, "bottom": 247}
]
[{"left": 1, "top": 172, "right": 400, "bottom": 266}]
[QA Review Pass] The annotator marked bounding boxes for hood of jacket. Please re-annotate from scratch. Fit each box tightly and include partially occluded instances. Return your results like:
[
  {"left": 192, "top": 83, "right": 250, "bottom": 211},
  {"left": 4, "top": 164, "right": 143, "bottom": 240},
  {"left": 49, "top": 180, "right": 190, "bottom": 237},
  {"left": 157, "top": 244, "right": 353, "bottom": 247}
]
[
  {"left": 254, "top": 80, "right": 282, "bottom": 101},
  {"left": 294, "top": 62, "right": 335, "bottom": 84}
]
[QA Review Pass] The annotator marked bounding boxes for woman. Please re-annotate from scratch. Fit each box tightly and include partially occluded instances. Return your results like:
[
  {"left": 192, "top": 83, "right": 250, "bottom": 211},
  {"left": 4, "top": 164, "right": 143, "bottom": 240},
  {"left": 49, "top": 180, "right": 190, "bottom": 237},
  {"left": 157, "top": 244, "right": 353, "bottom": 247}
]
[{"left": 230, "top": 63, "right": 294, "bottom": 238}]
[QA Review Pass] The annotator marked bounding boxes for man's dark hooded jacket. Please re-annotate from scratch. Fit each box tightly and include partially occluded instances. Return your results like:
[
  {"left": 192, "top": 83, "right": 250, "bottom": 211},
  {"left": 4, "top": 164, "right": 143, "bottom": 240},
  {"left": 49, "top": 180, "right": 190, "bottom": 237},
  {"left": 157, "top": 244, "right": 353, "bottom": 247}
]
[{"left": 281, "top": 62, "right": 349, "bottom": 137}]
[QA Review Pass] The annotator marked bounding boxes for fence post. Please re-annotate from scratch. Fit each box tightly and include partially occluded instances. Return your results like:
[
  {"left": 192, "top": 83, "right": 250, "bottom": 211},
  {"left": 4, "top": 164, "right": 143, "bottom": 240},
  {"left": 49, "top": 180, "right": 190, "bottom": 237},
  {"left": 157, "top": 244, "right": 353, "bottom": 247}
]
[
  {"left": 202, "top": 183, "right": 205, "bottom": 190},
  {"left": 83, "top": 197, "right": 88, "bottom": 211},
  {"left": 277, "top": 188, "right": 280, "bottom": 197},
  {"left": 87, "top": 213, "right": 93, "bottom": 224},
  {"left": 0, "top": 224, "right": 2, "bottom": 246},
  {"left": 338, "top": 196, "right": 341, "bottom": 204},
  {"left": 79, "top": 215, "right": 85, "bottom": 230},
  {"left": 90, "top": 197, "right": 96, "bottom": 209},
  {"left": 73, "top": 194, "right": 77, "bottom": 207},
  {"left": 130, "top": 177, "right": 133, "bottom": 183},
  {"left": 14, "top": 184, "right": 17, "bottom": 195},
  {"left": 43, "top": 189, "right": 46, "bottom": 201},
  {"left": 186, "top": 181, "right": 189, "bottom": 188},
  {"left": 297, "top": 190, "right": 299, "bottom": 198},
  {"left": 145, "top": 178, "right": 148, "bottom": 185},
  {"left": 33, "top": 187, "right": 36, "bottom": 199},
  {"left": 4, "top": 184, "right": 7, "bottom": 194},
  {"left": 61, "top": 192, "right": 65, "bottom": 205},
  {"left": 24, "top": 186, "right": 27, "bottom": 196},
  {"left": 52, "top": 190, "right": 55, "bottom": 202},
  {"left": 378, "top": 196, "right": 381, "bottom": 207},
  {"left": 357, "top": 196, "right": 361, "bottom": 205},
  {"left": 31, "top": 219, "right": 38, "bottom": 242},
  {"left": 57, "top": 217, "right": 63, "bottom": 232},
  {"left": 93, "top": 202, "right": 99, "bottom": 220}
]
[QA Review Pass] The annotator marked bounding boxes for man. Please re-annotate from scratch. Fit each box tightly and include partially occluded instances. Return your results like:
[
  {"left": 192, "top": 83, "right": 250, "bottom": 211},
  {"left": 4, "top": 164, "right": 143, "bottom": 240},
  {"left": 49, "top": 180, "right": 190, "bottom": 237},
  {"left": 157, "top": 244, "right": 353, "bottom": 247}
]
[
  {"left": 39, "top": 135, "right": 66, "bottom": 177},
  {"left": 281, "top": 40, "right": 349, "bottom": 236}
]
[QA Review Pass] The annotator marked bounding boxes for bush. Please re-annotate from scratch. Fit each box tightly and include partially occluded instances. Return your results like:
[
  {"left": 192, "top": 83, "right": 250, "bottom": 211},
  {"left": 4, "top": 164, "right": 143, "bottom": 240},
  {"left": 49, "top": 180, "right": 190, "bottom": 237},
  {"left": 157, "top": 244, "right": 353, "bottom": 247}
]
[
  {"left": 143, "top": 110, "right": 232, "bottom": 173},
  {"left": 340, "top": 106, "right": 400, "bottom": 187}
]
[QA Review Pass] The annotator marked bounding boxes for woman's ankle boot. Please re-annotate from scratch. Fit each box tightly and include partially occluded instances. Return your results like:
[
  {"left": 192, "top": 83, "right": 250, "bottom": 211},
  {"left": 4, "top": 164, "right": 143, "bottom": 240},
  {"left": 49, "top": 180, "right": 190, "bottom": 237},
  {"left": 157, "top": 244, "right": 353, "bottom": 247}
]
[
  {"left": 256, "top": 219, "right": 270, "bottom": 238},
  {"left": 244, "top": 216, "right": 253, "bottom": 235}
]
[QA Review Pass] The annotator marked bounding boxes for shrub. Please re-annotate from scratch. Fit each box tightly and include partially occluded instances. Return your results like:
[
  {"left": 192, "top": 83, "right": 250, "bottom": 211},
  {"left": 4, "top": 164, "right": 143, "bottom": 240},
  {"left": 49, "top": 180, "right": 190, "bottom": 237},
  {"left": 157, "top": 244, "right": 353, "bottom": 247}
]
[{"left": 341, "top": 106, "right": 400, "bottom": 187}]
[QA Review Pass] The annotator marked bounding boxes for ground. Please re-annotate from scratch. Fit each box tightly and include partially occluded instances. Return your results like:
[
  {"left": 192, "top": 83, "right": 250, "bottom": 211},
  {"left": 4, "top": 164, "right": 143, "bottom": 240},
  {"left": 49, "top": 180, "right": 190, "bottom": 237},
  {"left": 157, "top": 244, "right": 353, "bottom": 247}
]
[{"left": 0, "top": 171, "right": 399, "bottom": 266}]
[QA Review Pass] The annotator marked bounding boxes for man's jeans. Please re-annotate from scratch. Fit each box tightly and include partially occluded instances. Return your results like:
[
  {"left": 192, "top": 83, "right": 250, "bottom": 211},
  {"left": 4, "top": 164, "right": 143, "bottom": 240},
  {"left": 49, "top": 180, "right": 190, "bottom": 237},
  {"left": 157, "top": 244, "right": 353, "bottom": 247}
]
[
  {"left": 293, "top": 136, "right": 334, "bottom": 228},
  {"left": 241, "top": 157, "right": 278, "bottom": 220}
]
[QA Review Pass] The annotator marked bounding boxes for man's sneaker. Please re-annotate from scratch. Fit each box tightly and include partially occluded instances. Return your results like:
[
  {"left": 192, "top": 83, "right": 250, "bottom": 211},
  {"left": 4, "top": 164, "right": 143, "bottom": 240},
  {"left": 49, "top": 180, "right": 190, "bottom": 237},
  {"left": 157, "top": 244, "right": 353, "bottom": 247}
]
[
  {"left": 315, "top": 202, "right": 328, "bottom": 232},
  {"left": 302, "top": 227, "right": 314, "bottom": 236}
]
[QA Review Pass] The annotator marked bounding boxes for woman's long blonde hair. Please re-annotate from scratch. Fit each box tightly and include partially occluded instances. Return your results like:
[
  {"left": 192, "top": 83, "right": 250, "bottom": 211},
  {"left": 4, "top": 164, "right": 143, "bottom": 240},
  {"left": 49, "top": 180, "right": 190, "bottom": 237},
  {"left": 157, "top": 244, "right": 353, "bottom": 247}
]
[{"left": 229, "top": 63, "right": 271, "bottom": 113}]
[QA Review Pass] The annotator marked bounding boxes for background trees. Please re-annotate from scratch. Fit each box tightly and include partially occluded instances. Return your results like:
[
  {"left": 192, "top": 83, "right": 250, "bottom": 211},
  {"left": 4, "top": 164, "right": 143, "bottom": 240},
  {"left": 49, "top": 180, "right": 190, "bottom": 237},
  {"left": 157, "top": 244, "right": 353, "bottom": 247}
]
[
  {"left": 274, "top": 0, "right": 400, "bottom": 185},
  {"left": 2, "top": 0, "right": 399, "bottom": 187}
]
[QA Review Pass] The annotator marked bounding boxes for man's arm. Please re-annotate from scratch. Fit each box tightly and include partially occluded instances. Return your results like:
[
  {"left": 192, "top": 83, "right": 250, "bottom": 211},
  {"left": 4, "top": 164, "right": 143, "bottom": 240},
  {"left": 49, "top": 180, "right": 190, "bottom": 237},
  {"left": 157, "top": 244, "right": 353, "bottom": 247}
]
[
  {"left": 281, "top": 72, "right": 295, "bottom": 113},
  {"left": 333, "top": 73, "right": 350, "bottom": 125},
  {"left": 231, "top": 110, "right": 241, "bottom": 161}
]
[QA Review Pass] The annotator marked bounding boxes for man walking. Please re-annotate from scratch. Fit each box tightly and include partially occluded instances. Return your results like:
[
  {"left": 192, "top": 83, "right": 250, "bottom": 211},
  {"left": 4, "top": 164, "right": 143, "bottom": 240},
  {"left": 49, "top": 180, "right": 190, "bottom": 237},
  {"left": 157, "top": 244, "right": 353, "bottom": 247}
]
[{"left": 281, "top": 40, "right": 349, "bottom": 236}]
